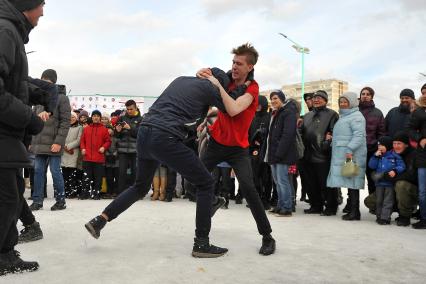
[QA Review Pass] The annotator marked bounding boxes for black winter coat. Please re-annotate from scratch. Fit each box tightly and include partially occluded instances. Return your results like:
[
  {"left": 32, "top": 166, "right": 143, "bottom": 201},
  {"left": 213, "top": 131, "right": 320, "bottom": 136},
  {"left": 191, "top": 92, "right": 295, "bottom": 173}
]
[
  {"left": 0, "top": 0, "right": 41, "bottom": 168},
  {"left": 359, "top": 100, "right": 386, "bottom": 151},
  {"left": 249, "top": 108, "right": 270, "bottom": 161},
  {"left": 267, "top": 101, "right": 297, "bottom": 165},
  {"left": 115, "top": 112, "right": 143, "bottom": 154},
  {"left": 301, "top": 106, "right": 339, "bottom": 163},
  {"left": 409, "top": 96, "right": 426, "bottom": 168},
  {"left": 385, "top": 105, "right": 411, "bottom": 138},
  {"left": 392, "top": 147, "right": 418, "bottom": 185}
]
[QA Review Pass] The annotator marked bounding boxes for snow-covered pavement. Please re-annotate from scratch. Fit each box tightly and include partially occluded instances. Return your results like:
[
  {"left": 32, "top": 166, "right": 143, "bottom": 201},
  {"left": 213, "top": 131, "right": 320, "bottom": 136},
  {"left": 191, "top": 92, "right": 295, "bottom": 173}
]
[{"left": 3, "top": 187, "right": 426, "bottom": 284}]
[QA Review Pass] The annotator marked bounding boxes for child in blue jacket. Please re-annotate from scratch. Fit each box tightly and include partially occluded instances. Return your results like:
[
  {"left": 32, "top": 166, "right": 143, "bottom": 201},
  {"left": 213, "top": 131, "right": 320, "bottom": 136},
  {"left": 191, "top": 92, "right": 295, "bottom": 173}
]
[{"left": 368, "top": 136, "right": 406, "bottom": 224}]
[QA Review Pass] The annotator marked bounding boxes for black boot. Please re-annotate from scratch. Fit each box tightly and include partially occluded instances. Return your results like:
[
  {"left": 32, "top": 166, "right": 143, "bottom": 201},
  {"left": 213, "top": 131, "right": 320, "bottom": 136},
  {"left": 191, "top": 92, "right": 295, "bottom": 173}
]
[
  {"left": 259, "top": 234, "right": 276, "bottom": 256},
  {"left": 18, "top": 222, "right": 43, "bottom": 244},
  {"left": 51, "top": 201, "right": 66, "bottom": 211},
  {"left": 85, "top": 215, "right": 107, "bottom": 239},
  {"left": 342, "top": 189, "right": 360, "bottom": 221},
  {"left": 0, "top": 250, "right": 39, "bottom": 276},
  {"left": 342, "top": 192, "right": 351, "bottom": 213},
  {"left": 396, "top": 216, "right": 410, "bottom": 227},
  {"left": 191, "top": 237, "right": 228, "bottom": 258}
]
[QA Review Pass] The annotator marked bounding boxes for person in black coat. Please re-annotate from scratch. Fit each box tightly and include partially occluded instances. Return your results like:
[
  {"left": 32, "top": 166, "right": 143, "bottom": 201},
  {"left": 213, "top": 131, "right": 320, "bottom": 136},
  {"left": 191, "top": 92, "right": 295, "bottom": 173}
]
[
  {"left": 266, "top": 90, "right": 297, "bottom": 216},
  {"left": 0, "top": 0, "right": 50, "bottom": 275},
  {"left": 301, "top": 90, "right": 339, "bottom": 214},
  {"left": 409, "top": 90, "right": 426, "bottom": 229},
  {"left": 249, "top": 95, "right": 272, "bottom": 208}
]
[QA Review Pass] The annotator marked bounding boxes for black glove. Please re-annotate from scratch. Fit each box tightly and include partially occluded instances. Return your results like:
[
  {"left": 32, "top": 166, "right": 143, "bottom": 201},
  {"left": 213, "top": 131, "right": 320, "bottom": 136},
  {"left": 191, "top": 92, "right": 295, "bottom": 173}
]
[{"left": 26, "top": 112, "right": 44, "bottom": 135}]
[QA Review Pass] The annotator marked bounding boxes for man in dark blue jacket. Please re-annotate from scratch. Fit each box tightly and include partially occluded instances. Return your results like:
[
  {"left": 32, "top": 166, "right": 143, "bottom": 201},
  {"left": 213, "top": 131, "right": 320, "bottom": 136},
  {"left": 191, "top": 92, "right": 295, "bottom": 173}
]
[{"left": 85, "top": 68, "right": 238, "bottom": 258}]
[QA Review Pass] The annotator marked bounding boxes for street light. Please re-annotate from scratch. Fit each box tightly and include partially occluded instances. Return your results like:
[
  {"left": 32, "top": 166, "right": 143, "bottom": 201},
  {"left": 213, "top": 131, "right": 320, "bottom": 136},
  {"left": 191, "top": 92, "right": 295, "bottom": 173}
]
[{"left": 279, "top": 33, "right": 310, "bottom": 115}]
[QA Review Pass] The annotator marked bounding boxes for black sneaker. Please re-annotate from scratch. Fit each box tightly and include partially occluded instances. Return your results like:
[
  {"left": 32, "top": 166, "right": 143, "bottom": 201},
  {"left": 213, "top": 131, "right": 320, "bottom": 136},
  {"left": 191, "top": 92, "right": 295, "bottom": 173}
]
[
  {"left": 51, "top": 201, "right": 66, "bottom": 211},
  {"left": 85, "top": 215, "right": 107, "bottom": 239},
  {"left": 412, "top": 219, "right": 426, "bottom": 229},
  {"left": 377, "top": 219, "right": 391, "bottom": 225},
  {"left": 396, "top": 216, "right": 410, "bottom": 227},
  {"left": 18, "top": 222, "right": 43, "bottom": 244},
  {"left": 191, "top": 237, "right": 228, "bottom": 258},
  {"left": 29, "top": 202, "right": 43, "bottom": 211},
  {"left": 211, "top": 197, "right": 226, "bottom": 217},
  {"left": 275, "top": 210, "right": 292, "bottom": 217},
  {"left": 0, "top": 250, "right": 39, "bottom": 276},
  {"left": 259, "top": 234, "right": 276, "bottom": 256},
  {"left": 269, "top": 207, "right": 280, "bottom": 214}
]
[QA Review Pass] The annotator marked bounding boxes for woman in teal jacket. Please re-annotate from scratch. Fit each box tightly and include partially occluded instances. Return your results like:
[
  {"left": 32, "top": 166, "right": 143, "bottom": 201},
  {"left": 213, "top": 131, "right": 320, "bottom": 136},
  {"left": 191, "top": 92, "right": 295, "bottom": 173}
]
[{"left": 327, "top": 92, "right": 367, "bottom": 220}]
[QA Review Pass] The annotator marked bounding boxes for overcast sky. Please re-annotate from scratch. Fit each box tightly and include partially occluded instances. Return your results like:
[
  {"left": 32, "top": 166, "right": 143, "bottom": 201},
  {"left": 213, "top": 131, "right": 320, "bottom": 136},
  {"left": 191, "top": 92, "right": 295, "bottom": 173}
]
[{"left": 26, "top": 0, "right": 426, "bottom": 114}]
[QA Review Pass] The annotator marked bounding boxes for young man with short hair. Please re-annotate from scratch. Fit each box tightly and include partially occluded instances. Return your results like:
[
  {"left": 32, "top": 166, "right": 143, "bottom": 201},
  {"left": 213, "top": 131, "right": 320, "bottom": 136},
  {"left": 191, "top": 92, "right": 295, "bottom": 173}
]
[{"left": 197, "top": 43, "right": 276, "bottom": 255}]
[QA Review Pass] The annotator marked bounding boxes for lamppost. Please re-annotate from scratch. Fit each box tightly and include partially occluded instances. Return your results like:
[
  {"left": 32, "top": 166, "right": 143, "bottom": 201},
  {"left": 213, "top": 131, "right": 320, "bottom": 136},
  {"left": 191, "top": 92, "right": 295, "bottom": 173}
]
[{"left": 279, "top": 33, "right": 310, "bottom": 115}]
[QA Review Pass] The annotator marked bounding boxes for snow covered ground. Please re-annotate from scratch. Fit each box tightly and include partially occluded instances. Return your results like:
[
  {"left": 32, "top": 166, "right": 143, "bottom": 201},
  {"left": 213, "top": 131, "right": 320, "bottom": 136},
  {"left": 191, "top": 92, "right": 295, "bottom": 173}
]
[{"left": 3, "top": 182, "right": 426, "bottom": 284}]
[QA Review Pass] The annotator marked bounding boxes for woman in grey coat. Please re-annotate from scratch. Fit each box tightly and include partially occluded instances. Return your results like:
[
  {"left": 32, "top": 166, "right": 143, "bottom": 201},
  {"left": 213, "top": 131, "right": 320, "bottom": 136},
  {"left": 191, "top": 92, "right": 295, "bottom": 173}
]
[
  {"left": 327, "top": 92, "right": 367, "bottom": 220},
  {"left": 61, "top": 112, "right": 83, "bottom": 197}
]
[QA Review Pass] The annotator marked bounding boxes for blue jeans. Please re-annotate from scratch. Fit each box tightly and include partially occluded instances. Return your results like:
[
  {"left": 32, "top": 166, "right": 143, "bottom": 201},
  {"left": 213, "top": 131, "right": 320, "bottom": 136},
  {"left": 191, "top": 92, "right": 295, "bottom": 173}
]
[
  {"left": 32, "top": 155, "right": 65, "bottom": 204},
  {"left": 418, "top": 168, "right": 426, "bottom": 220},
  {"left": 270, "top": 163, "right": 293, "bottom": 211}
]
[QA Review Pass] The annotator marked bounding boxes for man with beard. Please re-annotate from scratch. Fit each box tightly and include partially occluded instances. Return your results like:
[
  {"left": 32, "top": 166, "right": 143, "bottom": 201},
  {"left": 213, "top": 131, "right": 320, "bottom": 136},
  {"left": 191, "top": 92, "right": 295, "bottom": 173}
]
[
  {"left": 359, "top": 87, "right": 386, "bottom": 195},
  {"left": 385, "top": 89, "right": 415, "bottom": 137}
]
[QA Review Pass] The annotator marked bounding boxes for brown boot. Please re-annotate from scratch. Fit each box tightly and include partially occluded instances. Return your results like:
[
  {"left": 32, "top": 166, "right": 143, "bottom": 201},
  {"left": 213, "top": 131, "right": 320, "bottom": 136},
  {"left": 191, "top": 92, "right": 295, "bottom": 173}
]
[
  {"left": 151, "top": 188, "right": 160, "bottom": 201},
  {"left": 159, "top": 176, "right": 167, "bottom": 201}
]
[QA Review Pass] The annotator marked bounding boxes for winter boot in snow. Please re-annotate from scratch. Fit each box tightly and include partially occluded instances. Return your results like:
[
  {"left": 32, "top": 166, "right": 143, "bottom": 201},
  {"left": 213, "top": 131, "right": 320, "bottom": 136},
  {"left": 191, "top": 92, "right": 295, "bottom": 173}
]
[
  {"left": 85, "top": 215, "right": 107, "bottom": 239},
  {"left": 396, "top": 216, "right": 410, "bottom": 227},
  {"left": 342, "top": 189, "right": 360, "bottom": 221},
  {"left": 51, "top": 201, "right": 66, "bottom": 211},
  {"left": 18, "top": 222, "right": 43, "bottom": 244},
  {"left": 259, "top": 234, "right": 276, "bottom": 256},
  {"left": 29, "top": 202, "right": 43, "bottom": 211},
  {"left": 191, "top": 237, "right": 228, "bottom": 258},
  {"left": 0, "top": 250, "right": 39, "bottom": 276}
]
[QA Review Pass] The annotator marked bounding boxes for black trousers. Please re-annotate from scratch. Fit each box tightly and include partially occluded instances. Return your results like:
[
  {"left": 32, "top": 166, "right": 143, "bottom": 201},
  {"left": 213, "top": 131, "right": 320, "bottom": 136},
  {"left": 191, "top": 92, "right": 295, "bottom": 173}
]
[
  {"left": 0, "top": 168, "right": 23, "bottom": 253},
  {"left": 251, "top": 157, "right": 272, "bottom": 202},
  {"left": 82, "top": 162, "right": 105, "bottom": 197},
  {"left": 366, "top": 150, "right": 376, "bottom": 194},
  {"left": 303, "top": 161, "right": 337, "bottom": 211},
  {"left": 62, "top": 167, "right": 82, "bottom": 197},
  {"left": 105, "top": 167, "right": 119, "bottom": 195},
  {"left": 201, "top": 138, "right": 272, "bottom": 236},
  {"left": 117, "top": 153, "right": 137, "bottom": 194},
  {"left": 165, "top": 168, "right": 177, "bottom": 196},
  {"left": 103, "top": 126, "right": 216, "bottom": 238},
  {"left": 297, "top": 159, "right": 310, "bottom": 200}
]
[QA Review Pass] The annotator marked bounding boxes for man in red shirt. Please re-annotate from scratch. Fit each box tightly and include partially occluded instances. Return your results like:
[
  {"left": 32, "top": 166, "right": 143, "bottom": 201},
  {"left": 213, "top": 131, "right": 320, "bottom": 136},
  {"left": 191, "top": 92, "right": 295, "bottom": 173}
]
[{"left": 198, "top": 43, "right": 275, "bottom": 256}]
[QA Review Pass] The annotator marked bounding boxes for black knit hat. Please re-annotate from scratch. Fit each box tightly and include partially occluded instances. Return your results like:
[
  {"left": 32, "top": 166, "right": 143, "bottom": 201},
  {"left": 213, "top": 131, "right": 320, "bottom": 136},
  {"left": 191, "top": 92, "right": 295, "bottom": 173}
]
[
  {"left": 41, "top": 69, "right": 57, "bottom": 83},
  {"left": 303, "top": 92, "right": 314, "bottom": 101},
  {"left": 378, "top": 136, "right": 393, "bottom": 151},
  {"left": 393, "top": 131, "right": 409, "bottom": 145},
  {"left": 8, "top": 0, "right": 45, "bottom": 12},
  {"left": 400, "top": 88, "right": 415, "bottom": 99},
  {"left": 313, "top": 90, "right": 328, "bottom": 102},
  {"left": 91, "top": 110, "right": 102, "bottom": 117},
  {"left": 270, "top": 90, "right": 286, "bottom": 103},
  {"left": 210, "top": 67, "right": 230, "bottom": 90},
  {"left": 421, "top": 83, "right": 426, "bottom": 92}
]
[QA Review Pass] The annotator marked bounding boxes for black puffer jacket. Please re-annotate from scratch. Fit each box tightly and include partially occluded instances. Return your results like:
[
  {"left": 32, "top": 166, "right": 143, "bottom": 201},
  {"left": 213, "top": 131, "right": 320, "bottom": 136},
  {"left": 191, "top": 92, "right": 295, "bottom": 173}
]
[
  {"left": 301, "top": 106, "right": 339, "bottom": 163},
  {"left": 385, "top": 105, "right": 411, "bottom": 138},
  {"left": 392, "top": 147, "right": 418, "bottom": 185},
  {"left": 249, "top": 95, "right": 270, "bottom": 161},
  {"left": 409, "top": 96, "right": 426, "bottom": 168},
  {"left": 267, "top": 101, "right": 297, "bottom": 165},
  {"left": 359, "top": 100, "right": 386, "bottom": 151},
  {"left": 115, "top": 112, "right": 143, "bottom": 154},
  {"left": 0, "top": 0, "right": 39, "bottom": 168}
]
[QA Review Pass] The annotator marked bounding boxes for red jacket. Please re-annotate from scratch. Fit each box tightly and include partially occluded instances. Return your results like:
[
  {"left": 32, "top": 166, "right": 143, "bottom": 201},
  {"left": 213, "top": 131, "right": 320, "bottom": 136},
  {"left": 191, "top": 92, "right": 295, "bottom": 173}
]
[{"left": 80, "top": 123, "right": 111, "bottom": 163}]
